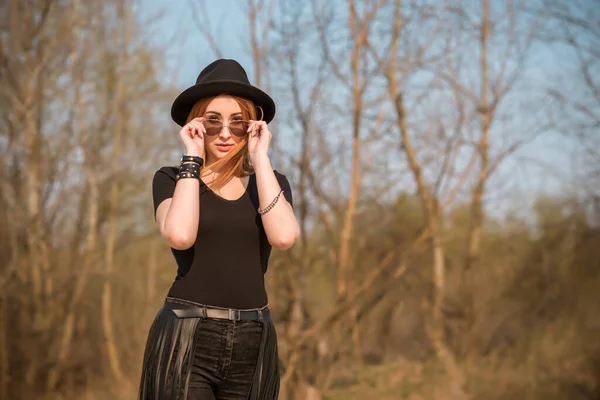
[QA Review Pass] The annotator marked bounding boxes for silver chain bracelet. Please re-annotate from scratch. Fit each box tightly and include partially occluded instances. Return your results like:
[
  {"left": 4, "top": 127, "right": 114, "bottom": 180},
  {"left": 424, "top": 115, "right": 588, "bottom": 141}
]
[{"left": 258, "top": 189, "right": 284, "bottom": 215}]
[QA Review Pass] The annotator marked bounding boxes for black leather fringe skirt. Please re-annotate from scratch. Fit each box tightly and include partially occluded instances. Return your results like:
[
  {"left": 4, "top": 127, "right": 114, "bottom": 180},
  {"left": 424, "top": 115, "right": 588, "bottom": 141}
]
[{"left": 138, "top": 300, "right": 280, "bottom": 399}]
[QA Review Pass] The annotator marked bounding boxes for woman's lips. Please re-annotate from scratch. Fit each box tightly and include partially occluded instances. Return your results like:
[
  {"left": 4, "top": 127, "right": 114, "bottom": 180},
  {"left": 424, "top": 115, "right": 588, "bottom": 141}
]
[{"left": 216, "top": 144, "right": 233, "bottom": 152}]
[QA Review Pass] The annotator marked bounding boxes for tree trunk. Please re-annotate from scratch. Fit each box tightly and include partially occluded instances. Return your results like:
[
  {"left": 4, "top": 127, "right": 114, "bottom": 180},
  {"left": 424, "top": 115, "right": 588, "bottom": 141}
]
[
  {"left": 102, "top": 0, "right": 131, "bottom": 381},
  {"left": 386, "top": 1, "right": 467, "bottom": 396},
  {"left": 23, "top": 30, "right": 46, "bottom": 390},
  {"left": 335, "top": 0, "right": 367, "bottom": 369},
  {"left": 46, "top": 9, "right": 99, "bottom": 383},
  {"left": 463, "top": 0, "right": 491, "bottom": 359},
  {"left": 430, "top": 219, "right": 468, "bottom": 399}
]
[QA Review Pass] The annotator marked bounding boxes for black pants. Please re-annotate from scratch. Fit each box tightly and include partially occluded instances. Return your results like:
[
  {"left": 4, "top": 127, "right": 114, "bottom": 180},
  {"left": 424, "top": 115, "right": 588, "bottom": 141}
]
[{"left": 138, "top": 299, "right": 280, "bottom": 400}]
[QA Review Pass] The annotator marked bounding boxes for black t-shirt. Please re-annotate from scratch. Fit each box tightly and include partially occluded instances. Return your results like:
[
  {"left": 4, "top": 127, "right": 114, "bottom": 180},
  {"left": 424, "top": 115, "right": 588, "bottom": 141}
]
[{"left": 152, "top": 166, "right": 293, "bottom": 309}]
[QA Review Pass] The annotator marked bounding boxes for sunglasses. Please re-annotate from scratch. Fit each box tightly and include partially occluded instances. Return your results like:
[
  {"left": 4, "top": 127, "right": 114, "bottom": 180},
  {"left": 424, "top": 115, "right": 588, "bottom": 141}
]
[{"left": 203, "top": 117, "right": 250, "bottom": 137}]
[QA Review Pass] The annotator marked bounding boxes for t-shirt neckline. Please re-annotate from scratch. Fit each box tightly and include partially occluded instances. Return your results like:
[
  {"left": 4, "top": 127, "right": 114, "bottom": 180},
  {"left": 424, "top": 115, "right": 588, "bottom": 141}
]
[{"left": 200, "top": 173, "right": 254, "bottom": 203}]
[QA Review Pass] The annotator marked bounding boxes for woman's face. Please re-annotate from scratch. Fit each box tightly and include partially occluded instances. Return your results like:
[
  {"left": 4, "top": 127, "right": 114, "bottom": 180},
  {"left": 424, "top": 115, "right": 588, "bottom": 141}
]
[{"left": 202, "top": 96, "right": 247, "bottom": 165}]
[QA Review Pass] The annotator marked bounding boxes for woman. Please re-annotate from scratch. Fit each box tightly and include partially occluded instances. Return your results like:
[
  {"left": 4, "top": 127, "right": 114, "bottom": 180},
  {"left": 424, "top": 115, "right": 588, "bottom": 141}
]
[{"left": 139, "top": 59, "right": 300, "bottom": 400}]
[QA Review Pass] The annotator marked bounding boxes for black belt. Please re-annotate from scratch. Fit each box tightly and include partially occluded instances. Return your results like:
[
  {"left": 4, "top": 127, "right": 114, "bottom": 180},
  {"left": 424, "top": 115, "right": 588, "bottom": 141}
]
[{"left": 163, "top": 298, "right": 271, "bottom": 321}]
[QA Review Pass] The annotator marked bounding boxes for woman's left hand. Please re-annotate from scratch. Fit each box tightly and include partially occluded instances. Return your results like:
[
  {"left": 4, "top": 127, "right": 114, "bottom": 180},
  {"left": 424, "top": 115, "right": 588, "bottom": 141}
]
[{"left": 247, "top": 120, "right": 271, "bottom": 161}]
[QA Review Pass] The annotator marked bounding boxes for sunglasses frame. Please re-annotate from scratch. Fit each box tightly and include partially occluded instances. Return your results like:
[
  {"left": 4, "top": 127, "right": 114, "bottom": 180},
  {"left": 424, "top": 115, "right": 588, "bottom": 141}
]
[{"left": 203, "top": 118, "right": 250, "bottom": 137}]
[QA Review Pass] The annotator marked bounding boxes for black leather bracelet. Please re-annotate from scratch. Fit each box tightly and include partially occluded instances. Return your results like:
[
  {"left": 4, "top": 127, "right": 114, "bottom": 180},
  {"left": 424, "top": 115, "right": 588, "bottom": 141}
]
[
  {"left": 181, "top": 154, "right": 204, "bottom": 166},
  {"left": 176, "top": 171, "right": 200, "bottom": 181},
  {"left": 179, "top": 162, "right": 200, "bottom": 174}
]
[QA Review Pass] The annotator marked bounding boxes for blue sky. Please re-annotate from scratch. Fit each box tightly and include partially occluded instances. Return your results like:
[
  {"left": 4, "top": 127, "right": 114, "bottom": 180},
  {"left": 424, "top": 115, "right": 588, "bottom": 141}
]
[
  {"left": 139, "top": 1, "right": 257, "bottom": 93},
  {"left": 138, "top": 0, "right": 592, "bottom": 222}
]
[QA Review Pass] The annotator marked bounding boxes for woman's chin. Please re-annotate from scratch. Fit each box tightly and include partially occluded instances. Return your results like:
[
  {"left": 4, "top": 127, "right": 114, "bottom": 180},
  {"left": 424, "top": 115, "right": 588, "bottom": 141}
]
[
  {"left": 212, "top": 152, "right": 228, "bottom": 160},
  {"left": 205, "top": 151, "right": 228, "bottom": 165}
]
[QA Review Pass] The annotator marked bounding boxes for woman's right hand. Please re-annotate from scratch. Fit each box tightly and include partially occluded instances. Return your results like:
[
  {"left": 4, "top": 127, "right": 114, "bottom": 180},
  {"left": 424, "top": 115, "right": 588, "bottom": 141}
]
[{"left": 179, "top": 117, "right": 206, "bottom": 157}]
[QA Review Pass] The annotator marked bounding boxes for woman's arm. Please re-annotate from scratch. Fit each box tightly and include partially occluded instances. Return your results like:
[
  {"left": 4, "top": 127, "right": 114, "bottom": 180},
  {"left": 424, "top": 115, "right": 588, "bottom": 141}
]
[
  {"left": 154, "top": 118, "right": 205, "bottom": 250},
  {"left": 253, "top": 155, "right": 300, "bottom": 250},
  {"left": 154, "top": 169, "right": 200, "bottom": 250}
]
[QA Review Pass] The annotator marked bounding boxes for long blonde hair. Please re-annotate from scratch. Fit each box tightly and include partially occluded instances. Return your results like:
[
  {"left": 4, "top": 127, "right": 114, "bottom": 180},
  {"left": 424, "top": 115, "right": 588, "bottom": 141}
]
[{"left": 185, "top": 95, "right": 258, "bottom": 189}]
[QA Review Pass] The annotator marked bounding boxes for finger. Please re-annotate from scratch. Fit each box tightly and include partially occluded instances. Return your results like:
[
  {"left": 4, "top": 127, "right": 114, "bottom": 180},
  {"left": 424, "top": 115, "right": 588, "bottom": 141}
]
[
  {"left": 186, "top": 125, "right": 197, "bottom": 138},
  {"left": 258, "top": 122, "right": 268, "bottom": 135},
  {"left": 186, "top": 118, "right": 201, "bottom": 132},
  {"left": 256, "top": 123, "right": 263, "bottom": 136},
  {"left": 195, "top": 119, "right": 207, "bottom": 134},
  {"left": 189, "top": 122, "right": 203, "bottom": 132},
  {"left": 189, "top": 119, "right": 204, "bottom": 129},
  {"left": 190, "top": 121, "right": 205, "bottom": 136},
  {"left": 192, "top": 124, "right": 205, "bottom": 139}
]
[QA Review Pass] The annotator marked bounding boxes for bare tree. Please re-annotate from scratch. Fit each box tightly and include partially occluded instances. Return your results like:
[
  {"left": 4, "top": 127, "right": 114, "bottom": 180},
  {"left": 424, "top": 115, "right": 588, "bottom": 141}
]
[
  {"left": 0, "top": 0, "right": 170, "bottom": 396},
  {"left": 0, "top": 0, "right": 75, "bottom": 390},
  {"left": 1, "top": 0, "right": 596, "bottom": 398},
  {"left": 361, "top": 0, "right": 548, "bottom": 397},
  {"left": 45, "top": 0, "right": 108, "bottom": 390},
  {"left": 540, "top": 0, "right": 600, "bottom": 199}
]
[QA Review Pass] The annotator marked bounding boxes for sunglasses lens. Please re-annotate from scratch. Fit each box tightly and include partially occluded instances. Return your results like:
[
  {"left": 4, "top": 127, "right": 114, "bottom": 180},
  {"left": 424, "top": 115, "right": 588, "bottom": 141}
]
[
  {"left": 202, "top": 119, "right": 248, "bottom": 136},
  {"left": 204, "top": 119, "right": 222, "bottom": 136},
  {"left": 205, "top": 127, "right": 221, "bottom": 136},
  {"left": 230, "top": 121, "right": 248, "bottom": 137}
]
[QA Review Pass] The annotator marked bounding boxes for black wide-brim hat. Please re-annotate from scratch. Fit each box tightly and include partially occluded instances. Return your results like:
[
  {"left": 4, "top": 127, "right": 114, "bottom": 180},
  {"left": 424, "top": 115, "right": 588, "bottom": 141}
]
[{"left": 171, "top": 59, "right": 276, "bottom": 126}]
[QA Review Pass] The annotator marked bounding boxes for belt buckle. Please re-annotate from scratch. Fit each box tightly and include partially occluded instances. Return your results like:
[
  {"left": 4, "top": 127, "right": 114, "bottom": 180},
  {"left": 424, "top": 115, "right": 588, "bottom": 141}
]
[{"left": 229, "top": 309, "right": 240, "bottom": 321}]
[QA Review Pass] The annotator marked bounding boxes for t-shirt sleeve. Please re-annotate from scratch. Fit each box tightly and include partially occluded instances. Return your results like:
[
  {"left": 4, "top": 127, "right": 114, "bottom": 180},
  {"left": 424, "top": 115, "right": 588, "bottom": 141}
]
[
  {"left": 275, "top": 170, "right": 293, "bottom": 209},
  {"left": 152, "top": 166, "right": 178, "bottom": 220}
]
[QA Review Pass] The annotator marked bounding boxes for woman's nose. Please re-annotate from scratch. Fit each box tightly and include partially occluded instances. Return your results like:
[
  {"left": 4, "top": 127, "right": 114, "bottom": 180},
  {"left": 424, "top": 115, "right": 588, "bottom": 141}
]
[{"left": 219, "top": 126, "right": 232, "bottom": 138}]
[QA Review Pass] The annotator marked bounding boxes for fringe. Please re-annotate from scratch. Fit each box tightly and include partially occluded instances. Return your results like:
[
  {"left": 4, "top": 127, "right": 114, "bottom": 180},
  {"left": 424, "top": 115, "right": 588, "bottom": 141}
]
[
  {"left": 138, "top": 308, "right": 202, "bottom": 400},
  {"left": 248, "top": 316, "right": 280, "bottom": 400},
  {"left": 138, "top": 302, "right": 280, "bottom": 400}
]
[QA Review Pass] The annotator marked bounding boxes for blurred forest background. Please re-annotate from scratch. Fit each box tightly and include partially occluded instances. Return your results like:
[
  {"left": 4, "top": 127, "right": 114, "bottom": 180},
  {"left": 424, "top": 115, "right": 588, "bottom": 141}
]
[{"left": 1, "top": 0, "right": 599, "bottom": 399}]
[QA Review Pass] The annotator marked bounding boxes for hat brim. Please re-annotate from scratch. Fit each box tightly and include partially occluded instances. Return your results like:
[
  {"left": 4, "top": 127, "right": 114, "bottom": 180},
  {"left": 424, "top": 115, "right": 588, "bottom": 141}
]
[{"left": 170, "top": 80, "right": 276, "bottom": 126}]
